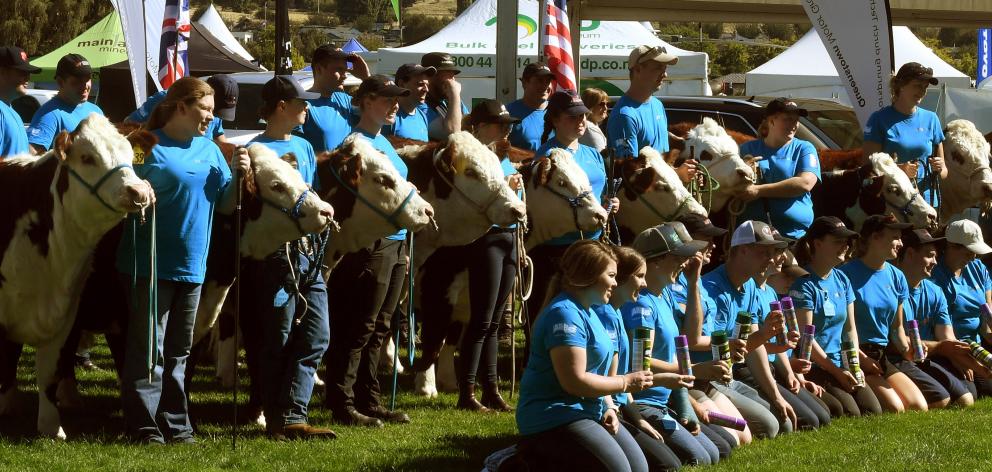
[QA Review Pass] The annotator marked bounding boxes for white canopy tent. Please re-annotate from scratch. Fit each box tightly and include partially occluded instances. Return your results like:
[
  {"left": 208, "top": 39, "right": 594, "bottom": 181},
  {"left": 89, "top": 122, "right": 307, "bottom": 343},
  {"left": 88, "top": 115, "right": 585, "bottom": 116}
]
[
  {"left": 195, "top": 3, "right": 256, "bottom": 64},
  {"left": 745, "top": 26, "right": 971, "bottom": 104},
  {"left": 375, "top": 0, "right": 710, "bottom": 101}
]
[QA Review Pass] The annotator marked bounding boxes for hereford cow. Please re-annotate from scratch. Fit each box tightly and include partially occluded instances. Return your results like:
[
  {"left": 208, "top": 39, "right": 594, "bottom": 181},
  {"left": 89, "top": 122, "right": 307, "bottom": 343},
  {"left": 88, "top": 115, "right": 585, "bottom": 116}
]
[
  {"left": 940, "top": 119, "right": 992, "bottom": 220},
  {"left": 812, "top": 152, "right": 937, "bottom": 231},
  {"left": 0, "top": 114, "right": 154, "bottom": 438},
  {"left": 670, "top": 118, "right": 756, "bottom": 213},
  {"left": 615, "top": 146, "right": 708, "bottom": 241}
]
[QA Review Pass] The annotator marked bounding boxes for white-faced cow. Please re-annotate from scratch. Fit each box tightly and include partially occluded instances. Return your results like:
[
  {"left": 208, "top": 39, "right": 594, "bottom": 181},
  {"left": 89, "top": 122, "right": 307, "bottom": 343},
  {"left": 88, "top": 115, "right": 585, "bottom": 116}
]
[
  {"left": 675, "top": 118, "right": 756, "bottom": 212},
  {"left": 940, "top": 119, "right": 992, "bottom": 220},
  {"left": 0, "top": 114, "right": 154, "bottom": 438},
  {"left": 615, "top": 146, "right": 708, "bottom": 240}
]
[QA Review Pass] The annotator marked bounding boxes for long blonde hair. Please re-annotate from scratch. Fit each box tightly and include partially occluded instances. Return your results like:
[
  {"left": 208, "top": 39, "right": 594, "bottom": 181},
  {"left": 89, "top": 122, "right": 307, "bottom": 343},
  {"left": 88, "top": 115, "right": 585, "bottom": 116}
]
[
  {"left": 146, "top": 77, "right": 214, "bottom": 130},
  {"left": 540, "top": 240, "right": 618, "bottom": 311}
]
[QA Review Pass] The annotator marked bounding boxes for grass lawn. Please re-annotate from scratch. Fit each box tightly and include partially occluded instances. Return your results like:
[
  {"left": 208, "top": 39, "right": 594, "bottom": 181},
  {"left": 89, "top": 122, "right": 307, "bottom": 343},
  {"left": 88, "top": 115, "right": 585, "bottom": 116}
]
[{"left": 2, "top": 341, "right": 992, "bottom": 471}]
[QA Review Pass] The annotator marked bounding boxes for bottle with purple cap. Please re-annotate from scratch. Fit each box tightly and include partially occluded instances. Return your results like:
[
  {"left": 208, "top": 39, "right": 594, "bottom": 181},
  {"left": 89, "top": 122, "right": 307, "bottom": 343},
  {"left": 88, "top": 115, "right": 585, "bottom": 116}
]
[
  {"left": 780, "top": 296, "right": 799, "bottom": 333},
  {"left": 796, "top": 325, "right": 816, "bottom": 361},
  {"left": 981, "top": 303, "right": 992, "bottom": 330},
  {"left": 770, "top": 300, "right": 788, "bottom": 346},
  {"left": 675, "top": 335, "right": 693, "bottom": 387},
  {"left": 906, "top": 319, "right": 926, "bottom": 362},
  {"left": 707, "top": 411, "right": 748, "bottom": 431}
]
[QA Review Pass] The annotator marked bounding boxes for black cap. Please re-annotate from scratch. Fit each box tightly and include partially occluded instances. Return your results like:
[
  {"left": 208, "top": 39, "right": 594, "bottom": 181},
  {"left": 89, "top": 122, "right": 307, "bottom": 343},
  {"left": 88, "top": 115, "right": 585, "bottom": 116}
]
[
  {"left": 0, "top": 46, "right": 41, "bottom": 74},
  {"left": 896, "top": 62, "right": 938, "bottom": 86},
  {"left": 766, "top": 97, "right": 808, "bottom": 117},
  {"left": 861, "top": 214, "right": 913, "bottom": 239},
  {"left": 678, "top": 214, "right": 727, "bottom": 238},
  {"left": 206, "top": 74, "right": 240, "bottom": 122},
  {"left": 470, "top": 99, "right": 520, "bottom": 125},
  {"left": 805, "top": 216, "right": 859, "bottom": 240},
  {"left": 312, "top": 44, "right": 352, "bottom": 64},
  {"left": 354, "top": 74, "right": 411, "bottom": 100},
  {"left": 901, "top": 228, "right": 944, "bottom": 248},
  {"left": 421, "top": 52, "right": 460, "bottom": 74},
  {"left": 547, "top": 90, "right": 589, "bottom": 116},
  {"left": 395, "top": 63, "right": 437, "bottom": 82},
  {"left": 522, "top": 62, "right": 554, "bottom": 80},
  {"left": 261, "top": 75, "right": 320, "bottom": 106},
  {"left": 55, "top": 53, "right": 92, "bottom": 79}
]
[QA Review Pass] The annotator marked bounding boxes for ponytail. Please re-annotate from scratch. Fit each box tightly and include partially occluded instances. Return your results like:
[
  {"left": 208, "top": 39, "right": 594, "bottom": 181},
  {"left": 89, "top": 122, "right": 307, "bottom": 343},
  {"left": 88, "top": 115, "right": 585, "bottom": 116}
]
[
  {"left": 540, "top": 110, "right": 556, "bottom": 145},
  {"left": 146, "top": 77, "right": 214, "bottom": 131}
]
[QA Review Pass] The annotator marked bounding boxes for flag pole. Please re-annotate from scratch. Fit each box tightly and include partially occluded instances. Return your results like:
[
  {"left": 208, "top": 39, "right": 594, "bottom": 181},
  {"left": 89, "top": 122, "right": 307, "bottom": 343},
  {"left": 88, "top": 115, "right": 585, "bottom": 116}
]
[{"left": 537, "top": 0, "right": 547, "bottom": 63}]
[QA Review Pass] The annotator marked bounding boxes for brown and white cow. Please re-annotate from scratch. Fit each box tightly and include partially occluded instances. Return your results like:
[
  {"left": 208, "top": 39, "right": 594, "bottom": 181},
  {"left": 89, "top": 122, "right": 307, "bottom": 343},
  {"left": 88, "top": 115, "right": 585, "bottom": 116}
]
[
  {"left": 615, "top": 146, "right": 708, "bottom": 240},
  {"left": 940, "top": 119, "right": 992, "bottom": 220},
  {"left": 673, "top": 118, "right": 756, "bottom": 212},
  {"left": 0, "top": 114, "right": 154, "bottom": 438}
]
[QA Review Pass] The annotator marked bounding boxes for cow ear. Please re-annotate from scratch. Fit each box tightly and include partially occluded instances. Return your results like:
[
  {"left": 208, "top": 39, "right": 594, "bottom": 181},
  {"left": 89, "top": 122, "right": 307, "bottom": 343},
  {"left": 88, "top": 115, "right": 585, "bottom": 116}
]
[
  {"left": 343, "top": 153, "right": 363, "bottom": 185},
  {"left": 630, "top": 167, "right": 656, "bottom": 195},
  {"left": 436, "top": 144, "right": 455, "bottom": 174},
  {"left": 217, "top": 142, "right": 237, "bottom": 163},
  {"left": 126, "top": 130, "right": 157, "bottom": 164},
  {"left": 536, "top": 157, "right": 554, "bottom": 187},
  {"left": 281, "top": 152, "right": 299, "bottom": 170},
  {"left": 54, "top": 131, "right": 73, "bottom": 161}
]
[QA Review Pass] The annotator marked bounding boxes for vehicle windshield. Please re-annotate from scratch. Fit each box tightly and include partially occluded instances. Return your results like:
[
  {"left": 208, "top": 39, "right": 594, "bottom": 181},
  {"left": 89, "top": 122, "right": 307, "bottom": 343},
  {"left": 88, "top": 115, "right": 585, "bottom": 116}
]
[
  {"left": 231, "top": 84, "right": 267, "bottom": 130},
  {"left": 803, "top": 108, "right": 863, "bottom": 149}
]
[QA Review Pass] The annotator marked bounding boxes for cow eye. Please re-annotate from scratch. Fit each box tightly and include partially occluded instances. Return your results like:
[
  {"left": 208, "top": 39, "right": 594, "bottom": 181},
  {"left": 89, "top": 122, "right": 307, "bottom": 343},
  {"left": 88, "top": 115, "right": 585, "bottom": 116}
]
[
  {"left": 270, "top": 182, "right": 287, "bottom": 193},
  {"left": 377, "top": 175, "right": 395, "bottom": 189},
  {"left": 699, "top": 151, "right": 714, "bottom": 161},
  {"left": 887, "top": 184, "right": 900, "bottom": 194},
  {"left": 557, "top": 179, "right": 566, "bottom": 187},
  {"left": 80, "top": 154, "right": 96, "bottom": 165},
  {"left": 464, "top": 168, "right": 479, "bottom": 179}
]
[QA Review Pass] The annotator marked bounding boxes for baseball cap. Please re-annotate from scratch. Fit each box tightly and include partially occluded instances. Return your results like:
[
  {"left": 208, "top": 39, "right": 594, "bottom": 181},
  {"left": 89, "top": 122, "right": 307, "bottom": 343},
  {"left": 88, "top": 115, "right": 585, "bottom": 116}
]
[
  {"left": 628, "top": 45, "right": 678, "bottom": 68},
  {"left": 522, "top": 62, "right": 554, "bottom": 80},
  {"left": 395, "top": 63, "right": 437, "bottom": 82},
  {"left": 805, "top": 216, "right": 859, "bottom": 240},
  {"left": 312, "top": 44, "right": 351, "bottom": 64},
  {"left": 730, "top": 220, "right": 788, "bottom": 249},
  {"left": 945, "top": 219, "right": 992, "bottom": 255},
  {"left": 469, "top": 99, "right": 520, "bottom": 125},
  {"left": 55, "top": 53, "right": 92, "bottom": 79},
  {"left": 901, "top": 228, "right": 944, "bottom": 248},
  {"left": 0, "top": 46, "right": 41, "bottom": 74},
  {"left": 766, "top": 97, "right": 808, "bottom": 117},
  {"left": 547, "top": 90, "right": 589, "bottom": 116},
  {"left": 633, "top": 223, "right": 708, "bottom": 260},
  {"left": 421, "top": 52, "right": 460, "bottom": 74},
  {"left": 860, "top": 214, "right": 912, "bottom": 239},
  {"left": 896, "top": 62, "right": 939, "bottom": 86},
  {"left": 679, "top": 214, "right": 727, "bottom": 238},
  {"left": 261, "top": 75, "right": 320, "bottom": 107},
  {"left": 354, "top": 74, "right": 411, "bottom": 100},
  {"left": 206, "top": 74, "right": 240, "bottom": 122}
]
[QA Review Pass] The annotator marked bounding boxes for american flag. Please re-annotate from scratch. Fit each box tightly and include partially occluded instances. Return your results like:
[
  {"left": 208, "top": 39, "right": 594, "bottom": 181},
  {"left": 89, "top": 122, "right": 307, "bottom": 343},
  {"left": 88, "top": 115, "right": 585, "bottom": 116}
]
[
  {"left": 158, "top": 0, "right": 191, "bottom": 89},
  {"left": 542, "top": 0, "right": 577, "bottom": 91}
]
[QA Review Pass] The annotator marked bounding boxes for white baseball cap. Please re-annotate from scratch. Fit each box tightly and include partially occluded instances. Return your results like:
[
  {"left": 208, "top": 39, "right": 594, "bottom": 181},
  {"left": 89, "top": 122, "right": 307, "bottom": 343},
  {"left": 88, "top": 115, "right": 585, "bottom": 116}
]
[
  {"left": 945, "top": 219, "right": 992, "bottom": 255},
  {"left": 730, "top": 220, "right": 788, "bottom": 249}
]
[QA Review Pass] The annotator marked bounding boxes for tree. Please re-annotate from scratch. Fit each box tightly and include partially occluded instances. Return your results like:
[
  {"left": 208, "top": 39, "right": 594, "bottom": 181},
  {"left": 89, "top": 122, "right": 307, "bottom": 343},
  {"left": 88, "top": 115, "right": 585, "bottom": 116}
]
[
  {"left": 0, "top": 0, "right": 112, "bottom": 56},
  {"left": 402, "top": 14, "right": 451, "bottom": 46},
  {"left": 734, "top": 23, "right": 762, "bottom": 39},
  {"left": 245, "top": 25, "right": 306, "bottom": 70},
  {"left": 762, "top": 23, "right": 796, "bottom": 42}
]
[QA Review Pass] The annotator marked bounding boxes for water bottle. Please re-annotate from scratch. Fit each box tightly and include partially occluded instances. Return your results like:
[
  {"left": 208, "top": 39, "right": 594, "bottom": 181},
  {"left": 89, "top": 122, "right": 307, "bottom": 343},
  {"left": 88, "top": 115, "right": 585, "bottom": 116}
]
[
  {"left": 796, "top": 325, "right": 815, "bottom": 361},
  {"left": 675, "top": 335, "right": 693, "bottom": 388},
  {"left": 711, "top": 330, "right": 732, "bottom": 370},
  {"left": 770, "top": 300, "right": 788, "bottom": 346},
  {"left": 906, "top": 320, "right": 926, "bottom": 362},
  {"left": 632, "top": 327, "right": 653, "bottom": 371},
  {"left": 781, "top": 296, "right": 799, "bottom": 333},
  {"left": 969, "top": 341, "right": 992, "bottom": 371},
  {"left": 707, "top": 411, "right": 748, "bottom": 431},
  {"left": 841, "top": 340, "right": 865, "bottom": 387}
]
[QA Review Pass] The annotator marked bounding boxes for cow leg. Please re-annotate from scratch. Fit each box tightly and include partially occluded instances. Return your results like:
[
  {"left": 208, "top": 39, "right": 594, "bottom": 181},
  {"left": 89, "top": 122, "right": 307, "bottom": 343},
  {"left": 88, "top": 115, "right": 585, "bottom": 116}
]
[
  {"left": 378, "top": 337, "right": 405, "bottom": 376},
  {"left": 54, "top": 319, "right": 85, "bottom": 409},
  {"left": 436, "top": 344, "right": 459, "bottom": 393},
  {"left": 36, "top": 334, "right": 72, "bottom": 439},
  {"left": 414, "top": 365, "right": 438, "bottom": 398},
  {"left": 0, "top": 339, "right": 23, "bottom": 416}
]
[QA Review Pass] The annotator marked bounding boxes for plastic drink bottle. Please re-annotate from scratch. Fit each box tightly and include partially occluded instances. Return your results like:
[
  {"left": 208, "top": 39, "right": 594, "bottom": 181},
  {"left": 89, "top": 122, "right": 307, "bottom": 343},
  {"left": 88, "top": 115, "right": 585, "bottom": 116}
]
[
  {"left": 711, "top": 330, "right": 732, "bottom": 369},
  {"left": 906, "top": 320, "right": 926, "bottom": 362},
  {"left": 632, "top": 327, "right": 653, "bottom": 371},
  {"left": 796, "top": 325, "right": 815, "bottom": 361},
  {"left": 707, "top": 411, "right": 748, "bottom": 431},
  {"left": 675, "top": 335, "right": 693, "bottom": 387},
  {"left": 770, "top": 300, "right": 788, "bottom": 346},
  {"left": 781, "top": 297, "right": 799, "bottom": 333},
  {"left": 969, "top": 341, "right": 992, "bottom": 371},
  {"left": 841, "top": 340, "right": 865, "bottom": 387}
]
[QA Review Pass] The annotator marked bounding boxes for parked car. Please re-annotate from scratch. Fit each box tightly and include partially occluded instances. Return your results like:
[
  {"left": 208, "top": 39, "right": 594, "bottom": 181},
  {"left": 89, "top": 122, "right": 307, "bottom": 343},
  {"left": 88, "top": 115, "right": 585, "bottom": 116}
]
[{"left": 17, "top": 88, "right": 58, "bottom": 125}]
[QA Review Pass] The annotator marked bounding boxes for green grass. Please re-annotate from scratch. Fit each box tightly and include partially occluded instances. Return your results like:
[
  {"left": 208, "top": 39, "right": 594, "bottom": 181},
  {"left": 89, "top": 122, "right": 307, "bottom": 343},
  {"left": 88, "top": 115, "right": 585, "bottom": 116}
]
[{"left": 3, "top": 341, "right": 992, "bottom": 471}]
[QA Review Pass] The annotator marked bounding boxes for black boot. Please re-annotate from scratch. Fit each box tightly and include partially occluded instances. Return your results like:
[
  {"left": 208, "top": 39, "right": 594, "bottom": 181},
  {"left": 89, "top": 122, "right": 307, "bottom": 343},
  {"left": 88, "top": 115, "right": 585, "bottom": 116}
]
[
  {"left": 481, "top": 384, "right": 513, "bottom": 412},
  {"left": 457, "top": 383, "right": 488, "bottom": 412}
]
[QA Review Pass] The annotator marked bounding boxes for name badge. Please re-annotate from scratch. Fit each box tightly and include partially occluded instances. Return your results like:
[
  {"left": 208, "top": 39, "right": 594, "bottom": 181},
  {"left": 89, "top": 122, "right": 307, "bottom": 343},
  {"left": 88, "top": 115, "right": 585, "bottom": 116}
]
[{"left": 823, "top": 291, "right": 836, "bottom": 318}]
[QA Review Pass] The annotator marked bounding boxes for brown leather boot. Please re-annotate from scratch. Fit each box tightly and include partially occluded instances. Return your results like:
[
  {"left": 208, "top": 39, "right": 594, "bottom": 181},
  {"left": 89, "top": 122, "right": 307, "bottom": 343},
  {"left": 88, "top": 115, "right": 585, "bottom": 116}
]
[
  {"left": 457, "top": 383, "right": 489, "bottom": 411},
  {"left": 280, "top": 422, "right": 338, "bottom": 440},
  {"left": 481, "top": 385, "right": 513, "bottom": 412}
]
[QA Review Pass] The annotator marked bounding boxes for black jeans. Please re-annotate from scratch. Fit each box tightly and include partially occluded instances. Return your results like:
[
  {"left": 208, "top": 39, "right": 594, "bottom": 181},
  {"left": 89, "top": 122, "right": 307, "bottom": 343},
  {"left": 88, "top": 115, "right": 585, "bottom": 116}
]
[
  {"left": 325, "top": 238, "right": 407, "bottom": 412},
  {"left": 520, "top": 418, "right": 648, "bottom": 472}
]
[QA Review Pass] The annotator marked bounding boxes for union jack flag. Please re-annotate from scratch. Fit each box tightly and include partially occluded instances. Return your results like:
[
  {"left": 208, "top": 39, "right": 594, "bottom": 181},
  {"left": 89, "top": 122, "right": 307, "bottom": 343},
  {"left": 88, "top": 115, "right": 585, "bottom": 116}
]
[
  {"left": 158, "top": 0, "right": 191, "bottom": 89},
  {"left": 543, "top": 0, "right": 577, "bottom": 92}
]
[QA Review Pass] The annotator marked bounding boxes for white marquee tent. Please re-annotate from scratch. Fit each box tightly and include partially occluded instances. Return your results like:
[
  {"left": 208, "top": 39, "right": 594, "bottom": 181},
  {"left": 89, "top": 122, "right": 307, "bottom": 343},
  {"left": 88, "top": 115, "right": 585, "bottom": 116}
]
[
  {"left": 745, "top": 26, "right": 971, "bottom": 104},
  {"left": 195, "top": 3, "right": 256, "bottom": 64},
  {"left": 374, "top": 0, "right": 710, "bottom": 99}
]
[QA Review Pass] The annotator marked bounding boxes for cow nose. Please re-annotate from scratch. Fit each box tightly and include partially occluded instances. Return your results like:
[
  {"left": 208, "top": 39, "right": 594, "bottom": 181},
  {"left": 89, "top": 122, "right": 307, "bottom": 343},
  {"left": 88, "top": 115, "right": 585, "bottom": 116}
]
[
  {"left": 511, "top": 206, "right": 525, "bottom": 221},
  {"left": 424, "top": 206, "right": 435, "bottom": 219},
  {"left": 320, "top": 207, "right": 334, "bottom": 221},
  {"left": 127, "top": 184, "right": 151, "bottom": 206}
]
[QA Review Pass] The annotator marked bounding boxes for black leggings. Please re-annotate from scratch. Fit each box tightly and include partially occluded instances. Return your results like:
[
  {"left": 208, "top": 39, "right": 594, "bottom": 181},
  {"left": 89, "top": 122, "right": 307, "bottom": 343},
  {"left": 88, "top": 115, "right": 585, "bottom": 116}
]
[
  {"left": 520, "top": 418, "right": 648, "bottom": 472},
  {"left": 459, "top": 229, "right": 517, "bottom": 387},
  {"left": 620, "top": 419, "right": 681, "bottom": 472},
  {"left": 807, "top": 365, "right": 883, "bottom": 416}
]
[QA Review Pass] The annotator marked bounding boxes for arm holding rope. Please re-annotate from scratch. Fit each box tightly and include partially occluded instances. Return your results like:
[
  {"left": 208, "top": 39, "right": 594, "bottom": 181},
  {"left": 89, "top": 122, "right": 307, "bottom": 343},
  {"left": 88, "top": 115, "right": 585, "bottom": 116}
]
[
  {"left": 929, "top": 142, "right": 947, "bottom": 179},
  {"left": 739, "top": 172, "right": 817, "bottom": 202},
  {"left": 218, "top": 147, "right": 251, "bottom": 215}
]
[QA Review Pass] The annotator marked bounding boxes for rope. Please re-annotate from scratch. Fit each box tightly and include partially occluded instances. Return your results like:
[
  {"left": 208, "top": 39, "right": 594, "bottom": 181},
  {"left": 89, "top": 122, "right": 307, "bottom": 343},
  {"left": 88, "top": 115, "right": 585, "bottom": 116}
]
[
  {"left": 129, "top": 203, "right": 158, "bottom": 384},
  {"left": 232, "top": 170, "right": 243, "bottom": 451},
  {"left": 687, "top": 162, "right": 721, "bottom": 213},
  {"left": 391, "top": 232, "right": 416, "bottom": 411}
]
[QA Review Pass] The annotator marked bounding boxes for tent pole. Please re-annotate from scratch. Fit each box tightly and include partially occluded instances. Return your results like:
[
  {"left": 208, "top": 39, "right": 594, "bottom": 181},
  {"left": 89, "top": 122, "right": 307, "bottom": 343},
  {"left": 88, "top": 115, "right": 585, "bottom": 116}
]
[{"left": 496, "top": 0, "right": 518, "bottom": 104}]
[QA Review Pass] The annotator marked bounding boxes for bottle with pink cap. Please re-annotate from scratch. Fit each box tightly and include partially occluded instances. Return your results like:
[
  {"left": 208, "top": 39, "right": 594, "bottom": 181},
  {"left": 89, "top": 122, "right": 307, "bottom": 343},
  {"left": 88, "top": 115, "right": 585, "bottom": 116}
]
[{"left": 796, "top": 325, "right": 816, "bottom": 361}]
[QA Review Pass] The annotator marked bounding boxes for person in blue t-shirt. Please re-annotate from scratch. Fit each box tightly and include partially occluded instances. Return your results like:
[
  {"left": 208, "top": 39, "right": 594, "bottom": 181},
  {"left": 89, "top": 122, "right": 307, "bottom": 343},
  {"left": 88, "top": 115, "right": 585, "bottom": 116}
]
[
  {"left": 738, "top": 98, "right": 821, "bottom": 239},
  {"left": 242, "top": 76, "right": 337, "bottom": 440},
  {"left": 863, "top": 62, "right": 946, "bottom": 206},
  {"left": 931, "top": 218, "right": 992, "bottom": 397},
  {"left": 0, "top": 46, "right": 39, "bottom": 156},
  {"left": 126, "top": 74, "right": 238, "bottom": 145},
  {"left": 608, "top": 45, "right": 696, "bottom": 184},
  {"left": 517, "top": 240, "right": 652, "bottom": 471},
  {"left": 791, "top": 216, "right": 882, "bottom": 417},
  {"left": 420, "top": 52, "right": 468, "bottom": 141},
  {"left": 325, "top": 75, "right": 415, "bottom": 428},
  {"left": 302, "top": 44, "right": 370, "bottom": 152},
  {"left": 116, "top": 77, "right": 248, "bottom": 445},
  {"left": 506, "top": 62, "right": 554, "bottom": 151},
  {"left": 525, "top": 90, "right": 619, "bottom": 339},
  {"left": 384, "top": 63, "right": 435, "bottom": 141},
  {"left": 839, "top": 214, "right": 943, "bottom": 413},
  {"left": 27, "top": 53, "right": 104, "bottom": 153},
  {"left": 895, "top": 227, "right": 984, "bottom": 405}
]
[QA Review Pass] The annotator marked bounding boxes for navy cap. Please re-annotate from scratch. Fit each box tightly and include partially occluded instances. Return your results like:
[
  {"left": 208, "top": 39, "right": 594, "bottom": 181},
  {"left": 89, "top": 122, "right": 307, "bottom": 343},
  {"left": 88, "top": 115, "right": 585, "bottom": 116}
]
[
  {"left": 55, "top": 53, "right": 92, "bottom": 79},
  {"left": 206, "top": 74, "right": 239, "bottom": 122},
  {"left": 354, "top": 74, "right": 411, "bottom": 100},
  {"left": 547, "top": 90, "right": 589, "bottom": 116},
  {"left": 766, "top": 97, "right": 808, "bottom": 117},
  {"left": 261, "top": 75, "right": 320, "bottom": 106},
  {"left": 0, "top": 46, "right": 41, "bottom": 74},
  {"left": 395, "top": 63, "right": 437, "bottom": 82},
  {"left": 470, "top": 99, "right": 520, "bottom": 125},
  {"left": 421, "top": 52, "right": 460, "bottom": 74}
]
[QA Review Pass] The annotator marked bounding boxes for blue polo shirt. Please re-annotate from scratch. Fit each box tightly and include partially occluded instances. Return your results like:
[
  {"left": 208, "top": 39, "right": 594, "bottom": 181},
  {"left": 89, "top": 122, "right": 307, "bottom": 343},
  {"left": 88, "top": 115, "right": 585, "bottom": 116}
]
[
  {"left": 931, "top": 259, "right": 992, "bottom": 342},
  {"left": 864, "top": 105, "right": 945, "bottom": 205},
  {"left": 117, "top": 129, "right": 231, "bottom": 283},
  {"left": 425, "top": 98, "right": 469, "bottom": 141},
  {"left": 700, "top": 264, "right": 763, "bottom": 359},
  {"left": 593, "top": 303, "right": 630, "bottom": 406},
  {"left": 247, "top": 134, "right": 318, "bottom": 187},
  {"left": 739, "top": 138, "right": 821, "bottom": 239},
  {"left": 127, "top": 90, "right": 225, "bottom": 140},
  {"left": 0, "top": 101, "right": 29, "bottom": 156},
  {"left": 302, "top": 91, "right": 355, "bottom": 153},
  {"left": 620, "top": 289, "right": 681, "bottom": 408},
  {"left": 667, "top": 273, "right": 717, "bottom": 363},
  {"left": 608, "top": 94, "right": 669, "bottom": 157},
  {"left": 789, "top": 267, "right": 856, "bottom": 367},
  {"left": 384, "top": 104, "right": 429, "bottom": 141},
  {"left": 506, "top": 99, "right": 547, "bottom": 151},
  {"left": 517, "top": 292, "right": 614, "bottom": 435},
  {"left": 534, "top": 137, "right": 606, "bottom": 245},
  {"left": 839, "top": 259, "right": 910, "bottom": 347},
  {"left": 27, "top": 96, "right": 104, "bottom": 151},
  {"left": 354, "top": 128, "right": 408, "bottom": 241},
  {"left": 905, "top": 278, "right": 952, "bottom": 342}
]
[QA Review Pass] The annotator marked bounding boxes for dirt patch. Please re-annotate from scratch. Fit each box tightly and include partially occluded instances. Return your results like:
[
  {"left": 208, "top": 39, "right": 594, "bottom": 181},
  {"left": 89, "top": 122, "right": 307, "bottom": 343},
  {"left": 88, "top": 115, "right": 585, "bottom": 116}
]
[{"left": 406, "top": 0, "right": 456, "bottom": 18}]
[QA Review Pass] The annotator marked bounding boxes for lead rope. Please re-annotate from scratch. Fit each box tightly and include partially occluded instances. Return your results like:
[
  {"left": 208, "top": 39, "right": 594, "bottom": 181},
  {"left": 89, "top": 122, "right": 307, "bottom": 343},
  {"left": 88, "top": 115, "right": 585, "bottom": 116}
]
[
  {"left": 130, "top": 202, "right": 158, "bottom": 384},
  {"left": 510, "top": 185, "right": 532, "bottom": 399},
  {"left": 391, "top": 232, "right": 416, "bottom": 411},
  {"left": 232, "top": 168, "right": 243, "bottom": 451}
]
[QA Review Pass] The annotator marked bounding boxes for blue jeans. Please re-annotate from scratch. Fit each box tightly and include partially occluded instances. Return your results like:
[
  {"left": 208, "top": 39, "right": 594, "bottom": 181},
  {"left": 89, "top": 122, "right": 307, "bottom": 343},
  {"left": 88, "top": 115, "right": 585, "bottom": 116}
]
[
  {"left": 251, "top": 245, "right": 330, "bottom": 428},
  {"left": 121, "top": 278, "right": 201, "bottom": 441}
]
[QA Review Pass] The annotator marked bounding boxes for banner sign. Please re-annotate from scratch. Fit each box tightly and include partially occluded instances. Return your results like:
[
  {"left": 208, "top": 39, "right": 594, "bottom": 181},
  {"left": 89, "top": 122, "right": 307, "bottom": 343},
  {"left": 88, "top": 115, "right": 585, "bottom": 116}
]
[
  {"left": 113, "top": 0, "right": 166, "bottom": 107},
  {"left": 802, "top": 0, "right": 893, "bottom": 127},
  {"left": 979, "top": 28, "right": 992, "bottom": 89}
]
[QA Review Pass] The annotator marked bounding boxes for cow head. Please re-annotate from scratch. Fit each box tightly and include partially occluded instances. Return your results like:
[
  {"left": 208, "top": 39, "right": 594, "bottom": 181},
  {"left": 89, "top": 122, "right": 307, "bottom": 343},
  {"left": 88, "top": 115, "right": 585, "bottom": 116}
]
[
  {"left": 942, "top": 119, "right": 992, "bottom": 219},
  {"left": 615, "top": 147, "right": 707, "bottom": 236},
  {"left": 680, "top": 118, "right": 755, "bottom": 212},
  {"left": 238, "top": 144, "right": 335, "bottom": 259},
  {"left": 850, "top": 153, "right": 937, "bottom": 230},
  {"left": 317, "top": 135, "right": 433, "bottom": 257},
  {"left": 54, "top": 114, "right": 154, "bottom": 220},
  {"left": 522, "top": 148, "right": 608, "bottom": 248}
]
